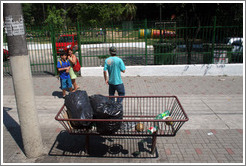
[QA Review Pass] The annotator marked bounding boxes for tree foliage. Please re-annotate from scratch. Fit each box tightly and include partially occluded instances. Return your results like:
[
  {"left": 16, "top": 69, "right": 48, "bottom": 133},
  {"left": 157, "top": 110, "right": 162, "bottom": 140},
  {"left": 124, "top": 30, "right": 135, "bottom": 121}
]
[
  {"left": 21, "top": 3, "right": 243, "bottom": 28},
  {"left": 123, "top": 3, "right": 137, "bottom": 21},
  {"left": 68, "top": 3, "right": 127, "bottom": 27},
  {"left": 44, "top": 6, "right": 66, "bottom": 29}
]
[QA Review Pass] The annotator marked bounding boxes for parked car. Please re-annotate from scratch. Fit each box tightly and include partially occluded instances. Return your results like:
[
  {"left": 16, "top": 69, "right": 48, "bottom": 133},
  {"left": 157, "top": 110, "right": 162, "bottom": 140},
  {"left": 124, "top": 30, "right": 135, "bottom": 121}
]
[
  {"left": 225, "top": 37, "right": 243, "bottom": 45},
  {"left": 3, "top": 49, "right": 9, "bottom": 61},
  {"left": 56, "top": 34, "right": 78, "bottom": 54},
  {"left": 226, "top": 37, "right": 243, "bottom": 63}
]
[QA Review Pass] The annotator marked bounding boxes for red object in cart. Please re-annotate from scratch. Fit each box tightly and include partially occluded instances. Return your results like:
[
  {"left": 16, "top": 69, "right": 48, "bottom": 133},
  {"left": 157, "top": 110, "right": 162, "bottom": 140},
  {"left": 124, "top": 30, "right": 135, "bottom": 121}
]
[{"left": 55, "top": 96, "right": 189, "bottom": 154}]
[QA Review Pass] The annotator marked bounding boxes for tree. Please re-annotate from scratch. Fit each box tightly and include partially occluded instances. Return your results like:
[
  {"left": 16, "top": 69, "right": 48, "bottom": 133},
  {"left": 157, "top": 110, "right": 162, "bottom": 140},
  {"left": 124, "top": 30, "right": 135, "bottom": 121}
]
[
  {"left": 215, "top": 3, "right": 243, "bottom": 26},
  {"left": 67, "top": 3, "right": 125, "bottom": 28},
  {"left": 44, "top": 5, "right": 66, "bottom": 30},
  {"left": 22, "top": 3, "right": 243, "bottom": 26},
  {"left": 181, "top": 3, "right": 201, "bottom": 64},
  {"left": 22, "top": 3, "right": 48, "bottom": 26},
  {"left": 22, "top": 3, "right": 33, "bottom": 26},
  {"left": 122, "top": 3, "right": 137, "bottom": 21}
]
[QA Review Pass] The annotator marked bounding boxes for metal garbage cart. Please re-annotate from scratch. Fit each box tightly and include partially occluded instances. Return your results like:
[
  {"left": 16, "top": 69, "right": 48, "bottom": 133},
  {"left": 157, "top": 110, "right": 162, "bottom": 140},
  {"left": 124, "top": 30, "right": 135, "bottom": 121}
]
[{"left": 55, "top": 96, "right": 188, "bottom": 154}]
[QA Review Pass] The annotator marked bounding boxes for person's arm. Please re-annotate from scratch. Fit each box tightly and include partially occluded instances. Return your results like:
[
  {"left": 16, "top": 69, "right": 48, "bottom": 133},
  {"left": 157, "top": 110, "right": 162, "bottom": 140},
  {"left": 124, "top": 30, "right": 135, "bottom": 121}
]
[
  {"left": 67, "top": 54, "right": 76, "bottom": 65},
  {"left": 66, "top": 61, "right": 71, "bottom": 72},
  {"left": 57, "top": 61, "right": 70, "bottom": 72},
  {"left": 58, "top": 67, "right": 70, "bottom": 73},
  {"left": 103, "top": 59, "right": 109, "bottom": 85},
  {"left": 103, "top": 71, "right": 108, "bottom": 85},
  {"left": 58, "top": 68, "right": 64, "bottom": 71},
  {"left": 120, "top": 59, "right": 126, "bottom": 73},
  {"left": 57, "top": 62, "right": 65, "bottom": 71}
]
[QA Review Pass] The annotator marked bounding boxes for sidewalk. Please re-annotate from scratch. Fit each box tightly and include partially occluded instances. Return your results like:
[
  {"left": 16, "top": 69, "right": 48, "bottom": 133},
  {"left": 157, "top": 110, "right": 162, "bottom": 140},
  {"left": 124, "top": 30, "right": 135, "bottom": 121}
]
[{"left": 2, "top": 75, "right": 244, "bottom": 163}]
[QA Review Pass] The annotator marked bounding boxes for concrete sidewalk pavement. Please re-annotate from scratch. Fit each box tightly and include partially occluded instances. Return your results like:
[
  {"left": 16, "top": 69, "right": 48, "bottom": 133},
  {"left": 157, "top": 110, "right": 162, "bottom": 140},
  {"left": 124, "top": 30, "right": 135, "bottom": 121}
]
[{"left": 2, "top": 76, "right": 244, "bottom": 163}]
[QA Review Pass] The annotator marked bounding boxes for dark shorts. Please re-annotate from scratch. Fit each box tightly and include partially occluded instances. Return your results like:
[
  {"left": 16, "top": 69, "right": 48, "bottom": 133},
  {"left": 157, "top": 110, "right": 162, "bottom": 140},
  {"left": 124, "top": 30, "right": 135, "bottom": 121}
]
[{"left": 60, "top": 77, "right": 72, "bottom": 89}]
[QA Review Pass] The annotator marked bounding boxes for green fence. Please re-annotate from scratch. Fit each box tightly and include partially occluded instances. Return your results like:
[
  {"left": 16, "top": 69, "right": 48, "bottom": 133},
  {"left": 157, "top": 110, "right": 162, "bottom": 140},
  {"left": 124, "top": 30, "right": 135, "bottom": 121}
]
[{"left": 3, "top": 17, "right": 243, "bottom": 76}]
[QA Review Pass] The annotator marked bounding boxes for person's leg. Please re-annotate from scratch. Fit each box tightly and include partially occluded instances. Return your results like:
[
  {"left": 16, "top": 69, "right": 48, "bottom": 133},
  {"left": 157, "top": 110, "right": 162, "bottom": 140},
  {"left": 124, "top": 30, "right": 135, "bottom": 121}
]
[
  {"left": 61, "top": 79, "right": 66, "bottom": 97},
  {"left": 69, "top": 68, "right": 79, "bottom": 92},
  {"left": 67, "top": 77, "right": 73, "bottom": 92},
  {"left": 71, "top": 79, "right": 79, "bottom": 92},
  {"left": 74, "top": 79, "right": 80, "bottom": 89},
  {"left": 116, "top": 83, "right": 125, "bottom": 103},
  {"left": 109, "top": 84, "right": 116, "bottom": 102},
  {"left": 71, "top": 79, "right": 75, "bottom": 90},
  {"left": 62, "top": 89, "right": 66, "bottom": 97}
]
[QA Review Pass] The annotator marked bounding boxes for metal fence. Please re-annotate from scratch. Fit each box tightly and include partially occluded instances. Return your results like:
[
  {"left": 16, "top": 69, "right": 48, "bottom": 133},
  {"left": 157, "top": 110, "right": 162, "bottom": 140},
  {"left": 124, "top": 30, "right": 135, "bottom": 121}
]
[{"left": 3, "top": 17, "right": 243, "bottom": 76}]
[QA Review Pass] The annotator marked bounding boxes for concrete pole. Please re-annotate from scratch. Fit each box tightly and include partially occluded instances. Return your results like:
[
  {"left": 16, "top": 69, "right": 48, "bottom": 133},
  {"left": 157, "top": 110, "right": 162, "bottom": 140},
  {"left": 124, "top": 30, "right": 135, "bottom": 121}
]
[{"left": 3, "top": 3, "right": 44, "bottom": 158}]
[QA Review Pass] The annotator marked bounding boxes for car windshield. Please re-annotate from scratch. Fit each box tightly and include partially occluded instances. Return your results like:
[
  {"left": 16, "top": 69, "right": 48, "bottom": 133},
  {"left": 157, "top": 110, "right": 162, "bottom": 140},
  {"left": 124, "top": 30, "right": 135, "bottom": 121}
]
[
  {"left": 57, "top": 36, "right": 73, "bottom": 43},
  {"left": 225, "top": 37, "right": 243, "bottom": 45},
  {"left": 232, "top": 40, "right": 242, "bottom": 46}
]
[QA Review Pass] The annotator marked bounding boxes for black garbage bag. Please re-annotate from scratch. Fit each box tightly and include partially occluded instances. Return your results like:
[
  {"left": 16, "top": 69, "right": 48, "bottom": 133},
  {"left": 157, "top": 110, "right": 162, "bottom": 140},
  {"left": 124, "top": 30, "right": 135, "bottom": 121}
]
[
  {"left": 96, "top": 101, "right": 123, "bottom": 134},
  {"left": 89, "top": 95, "right": 123, "bottom": 134},
  {"left": 89, "top": 94, "right": 109, "bottom": 113},
  {"left": 65, "top": 90, "right": 93, "bottom": 129}
]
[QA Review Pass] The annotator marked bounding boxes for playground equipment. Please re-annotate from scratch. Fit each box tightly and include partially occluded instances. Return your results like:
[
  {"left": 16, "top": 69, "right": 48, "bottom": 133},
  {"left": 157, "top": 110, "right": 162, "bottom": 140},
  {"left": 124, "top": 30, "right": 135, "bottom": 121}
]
[{"left": 139, "top": 29, "right": 176, "bottom": 39}]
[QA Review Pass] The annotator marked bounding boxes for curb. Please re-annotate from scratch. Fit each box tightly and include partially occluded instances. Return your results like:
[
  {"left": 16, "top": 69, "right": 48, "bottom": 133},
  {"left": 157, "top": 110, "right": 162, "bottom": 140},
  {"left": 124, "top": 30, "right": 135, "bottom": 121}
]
[{"left": 80, "top": 64, "right": 243, "bottom": 77}]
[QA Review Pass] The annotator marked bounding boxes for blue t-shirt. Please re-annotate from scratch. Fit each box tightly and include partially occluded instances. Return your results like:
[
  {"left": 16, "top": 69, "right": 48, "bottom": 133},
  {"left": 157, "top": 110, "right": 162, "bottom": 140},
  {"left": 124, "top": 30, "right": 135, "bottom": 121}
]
[
  {"left": 57, "top": 60, "right": 71, "bottom": 80},
  {"left": 104, "top": 56, "right": 126, "bottom": 85}
]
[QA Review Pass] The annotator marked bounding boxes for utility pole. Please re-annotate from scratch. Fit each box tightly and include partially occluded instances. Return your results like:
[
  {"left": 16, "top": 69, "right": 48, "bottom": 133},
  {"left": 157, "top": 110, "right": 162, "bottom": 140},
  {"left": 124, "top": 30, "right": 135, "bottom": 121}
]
[{"left": 3, "top": 3, "right": 44, "bottom": 158}]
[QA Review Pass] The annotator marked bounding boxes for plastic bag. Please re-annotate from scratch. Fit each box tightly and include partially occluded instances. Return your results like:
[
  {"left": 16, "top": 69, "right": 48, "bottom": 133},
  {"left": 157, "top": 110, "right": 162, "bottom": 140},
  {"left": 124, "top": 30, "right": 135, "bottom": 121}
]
[
  {"left": 65, "top": 90, "right": 93, "bottom": 129},
  {"left": 89, "top": 94, "right": 109, "bottom": 113},
  {"left": 89, "top": 95, "right": 123, "bottom": 134}
]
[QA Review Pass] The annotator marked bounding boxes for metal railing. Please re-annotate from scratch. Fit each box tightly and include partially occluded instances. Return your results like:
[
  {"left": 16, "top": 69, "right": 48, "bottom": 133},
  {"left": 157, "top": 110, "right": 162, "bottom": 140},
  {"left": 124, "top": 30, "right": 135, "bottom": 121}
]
[{"left": 3, "top": 17, "right": 243, "bottom": 76}]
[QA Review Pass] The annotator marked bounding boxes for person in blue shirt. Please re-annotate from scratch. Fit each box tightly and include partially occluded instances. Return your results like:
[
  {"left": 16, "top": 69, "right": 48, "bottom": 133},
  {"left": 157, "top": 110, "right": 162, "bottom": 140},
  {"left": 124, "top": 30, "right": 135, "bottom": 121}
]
[
  {"left": 104, "top": 46, "right": 126, "bottom": 103},
  {"left": 57, "top": 52, "right": 73, "bottom": 98}
]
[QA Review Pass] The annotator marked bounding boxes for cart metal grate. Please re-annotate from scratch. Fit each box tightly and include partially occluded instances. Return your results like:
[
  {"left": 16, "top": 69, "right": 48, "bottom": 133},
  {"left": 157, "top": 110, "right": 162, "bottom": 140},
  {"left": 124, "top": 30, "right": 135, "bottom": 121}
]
[{"left": 55, "top": 96, "right": 189, "bottom": 153}]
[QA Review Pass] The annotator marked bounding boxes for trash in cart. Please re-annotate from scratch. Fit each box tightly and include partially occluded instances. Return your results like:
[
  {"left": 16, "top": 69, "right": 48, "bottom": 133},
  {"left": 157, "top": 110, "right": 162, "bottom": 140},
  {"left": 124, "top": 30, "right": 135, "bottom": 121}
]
[
  {"left": 155, "top": 110, "right": 170, "bottom": 119},
  {"left": 64, "top": 90, "right": 93, "bottom": 129},
  {"left": 89, "top": 94, "right": 123, "bottom": 134},
  {"left": 163, "top": 116, "right": 174, "bottom": 125},
  {"left": 135, "top": 123, "right": 145, "bottom": 132},
  {"left": 147, "top": 126, "right": 158, "bottom": 134},
  {"left": 121, "top": 122, "right": 137, "bottom": 131},
  {"left": 155, "top": 110, "right": 174, "bottom": 125},
  {"left": 55, "top": 95, "right": 189, "bottom": 154}
]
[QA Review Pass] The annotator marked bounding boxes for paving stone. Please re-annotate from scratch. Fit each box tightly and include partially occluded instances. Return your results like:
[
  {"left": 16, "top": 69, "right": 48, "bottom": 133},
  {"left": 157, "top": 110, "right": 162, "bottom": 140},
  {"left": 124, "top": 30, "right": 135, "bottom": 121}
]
[{"left": 2, "top": 76, "right": 243, "bottom": 163}]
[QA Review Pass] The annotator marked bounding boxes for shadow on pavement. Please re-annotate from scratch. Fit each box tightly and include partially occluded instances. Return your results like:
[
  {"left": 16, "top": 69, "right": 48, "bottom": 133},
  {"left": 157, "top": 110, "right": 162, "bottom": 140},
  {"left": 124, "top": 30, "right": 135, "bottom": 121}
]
[
  {"left": 3, "top": 107, "right": 24, "bottom": 153},
  {"left": 52, "top": 91, "right": 64, "bottom": 98},
  {"left": 43, "top": 71, "right": 55, "bottom": 76},
  {"left": 48, "top": 130, "right": 158, "bottom": 158}
]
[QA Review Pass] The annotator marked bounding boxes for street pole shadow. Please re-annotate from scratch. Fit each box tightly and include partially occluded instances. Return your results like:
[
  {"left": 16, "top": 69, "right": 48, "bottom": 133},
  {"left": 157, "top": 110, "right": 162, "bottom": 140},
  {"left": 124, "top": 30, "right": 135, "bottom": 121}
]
[
  {"left": 48, "top": 130, "right": 158, "bottom": 158},
  {"left": 3, "top": 107, "right": 24, "bottom": 153}
]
